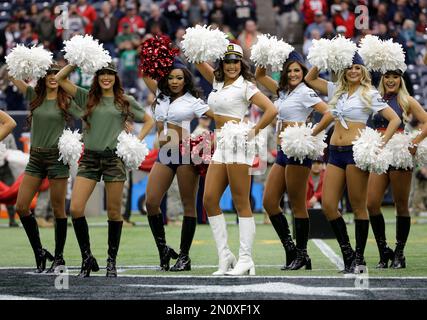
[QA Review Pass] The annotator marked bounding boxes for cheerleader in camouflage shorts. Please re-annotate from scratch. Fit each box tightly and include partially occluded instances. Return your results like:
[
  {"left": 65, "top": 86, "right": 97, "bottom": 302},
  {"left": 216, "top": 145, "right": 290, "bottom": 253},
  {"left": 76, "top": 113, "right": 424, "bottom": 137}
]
[
  {"left": 10, "top": 64, "right": 82, "bottom": 273},
  {"left": 55, "top": 62, "right": 154, "bottom": 277}
]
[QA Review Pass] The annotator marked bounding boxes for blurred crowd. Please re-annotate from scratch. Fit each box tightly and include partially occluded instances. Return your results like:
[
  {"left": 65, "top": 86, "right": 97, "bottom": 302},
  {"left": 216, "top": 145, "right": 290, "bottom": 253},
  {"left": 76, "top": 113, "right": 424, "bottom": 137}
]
[{"left": 2, "top": 0, "right": 427, "bottom": 226}]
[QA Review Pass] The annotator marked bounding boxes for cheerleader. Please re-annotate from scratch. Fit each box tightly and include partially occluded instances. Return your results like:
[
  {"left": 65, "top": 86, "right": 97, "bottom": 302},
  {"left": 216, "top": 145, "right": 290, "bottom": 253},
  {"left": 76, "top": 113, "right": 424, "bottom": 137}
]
[
  {"left": 255, "top": 51, "right": 333, "bottom": 270},
  {"left": 192, "top": 43, "right": 277, "bottom": 275},
  {"left": 305, "top": 53, "right": 401, "bottom": 273},
  {"left": 142, "top": 58, "right": 214, "bottom": 271},
  {"left": 0, "top": 110, "right": 16, "bottom": 141},
  {"left": 367, "top": 68, "right": 427, "bottom": 269},
  {"left": 10, "top": 64, "right": 81, "bottom": 273},
  {"left": 55, "top": 62, "right": 154, "bottom": 277}
]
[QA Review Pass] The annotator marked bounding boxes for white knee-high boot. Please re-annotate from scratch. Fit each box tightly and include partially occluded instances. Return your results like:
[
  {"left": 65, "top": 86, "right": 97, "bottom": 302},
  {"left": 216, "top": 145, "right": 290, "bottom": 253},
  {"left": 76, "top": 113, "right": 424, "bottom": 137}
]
[
  {"left": 208, "top": 214, "right": 237, "bottom": 276},
  {"left": 225, "top": 216, "right": 256, "bottom": 276}
]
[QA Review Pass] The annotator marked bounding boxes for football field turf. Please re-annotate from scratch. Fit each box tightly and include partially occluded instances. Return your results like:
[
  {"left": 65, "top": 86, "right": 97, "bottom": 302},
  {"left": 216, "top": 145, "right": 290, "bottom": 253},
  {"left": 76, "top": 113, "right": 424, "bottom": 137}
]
[{"left": 1, "top": 207, "right": 426, "bottom": 300}]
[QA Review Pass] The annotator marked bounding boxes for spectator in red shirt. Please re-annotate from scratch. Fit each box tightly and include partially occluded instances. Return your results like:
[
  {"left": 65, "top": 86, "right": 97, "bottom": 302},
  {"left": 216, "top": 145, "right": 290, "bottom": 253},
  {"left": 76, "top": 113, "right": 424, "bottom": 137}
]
[
  {"left": 301, "top": 0, "right": 328, "bottom": 27},
  {"left": 118, "top": 2, "right": 146, "bottom": 35},
  {"left": 333, "top": 0, "right": 355, "bottom": 38},
  {"left": 306, "top": 158, "right": 325, "bottom": 209},
  {"left": 76, "top": 0, "right": 97, "bottom": 35}
]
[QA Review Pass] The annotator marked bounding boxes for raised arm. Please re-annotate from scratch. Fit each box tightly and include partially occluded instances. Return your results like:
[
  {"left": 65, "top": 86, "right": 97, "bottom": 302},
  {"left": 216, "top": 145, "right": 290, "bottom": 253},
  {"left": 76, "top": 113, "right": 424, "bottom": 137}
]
[
  {"left": 203, "top": 108, "right": 215, "bottom": 119},
  {"left": 0, "top": 110, "right": 17, "bottom": 141},
  {"left": 195, "top": 62, "right": 215, "bottom": 84},
  {"left": 250, "top": 92, "right": 278, "bottom": 134},
  {"left": 8, "top": 74, "right": 29, "bottom": 95},
  {"left": 379, "top": 107, "right": 401, "bottom": 144},
  {"left": 311, "top": 101, "right": 334, "bottom": 136},
  {"left": 255, "top": 66, "right": 279, "bottom": 94},
  {"left": 142, "top": 74, "right": 158, "bottom": 94},
  {"left": 137, "top": 113, "right": 155, "bottom": 140},
  {"left": 305, "top": 66, "right": 328, "bottom": 95},
  {"left": 55, "top": 64, "right": 78, "bottom": 97}
]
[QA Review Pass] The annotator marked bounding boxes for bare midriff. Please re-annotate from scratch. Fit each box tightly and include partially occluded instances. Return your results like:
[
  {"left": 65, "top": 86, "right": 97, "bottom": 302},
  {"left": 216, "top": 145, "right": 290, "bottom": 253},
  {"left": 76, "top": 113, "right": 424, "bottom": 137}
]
[
  {"left": 330, "top": 120, "right": 366, "bottom": 146},
  {"left": 157, "top": 122, "right": 190, "bottom": 147}
]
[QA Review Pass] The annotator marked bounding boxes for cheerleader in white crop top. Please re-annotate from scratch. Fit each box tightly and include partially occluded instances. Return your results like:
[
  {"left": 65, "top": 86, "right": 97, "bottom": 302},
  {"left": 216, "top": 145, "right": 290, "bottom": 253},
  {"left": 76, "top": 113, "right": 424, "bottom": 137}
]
[
  {"left": 143, "top": 58, "right": 214, "bottom": 272},
  {"left": 191, "top": 43, "right": 278, "bottom": 276},
  {"left": 305, "top": 52, "right": 401, "bottom": 273},
  {"left": 255, "top": 51, "right": 333, "bottom": 271}
]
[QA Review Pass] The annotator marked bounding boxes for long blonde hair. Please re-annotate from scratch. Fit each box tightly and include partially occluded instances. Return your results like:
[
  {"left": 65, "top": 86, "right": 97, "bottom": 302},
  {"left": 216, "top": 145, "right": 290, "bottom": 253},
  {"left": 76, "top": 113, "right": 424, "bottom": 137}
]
[
  {"left": 329, "top": 65, "right": 372, "bottom": 112},
  {"left": 378, "top": 73, "right": 410, "bottom": 123}
]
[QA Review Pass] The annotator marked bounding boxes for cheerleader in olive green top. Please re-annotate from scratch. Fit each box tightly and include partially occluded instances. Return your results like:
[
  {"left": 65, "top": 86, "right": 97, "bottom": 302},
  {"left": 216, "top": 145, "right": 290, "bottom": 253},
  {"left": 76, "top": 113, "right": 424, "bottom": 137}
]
[
  {"left": 55, "top": 62, "right": 154, "bottom": 277},
  {"left": 10, "top": 64, "right": 82, "bottom": 273}
]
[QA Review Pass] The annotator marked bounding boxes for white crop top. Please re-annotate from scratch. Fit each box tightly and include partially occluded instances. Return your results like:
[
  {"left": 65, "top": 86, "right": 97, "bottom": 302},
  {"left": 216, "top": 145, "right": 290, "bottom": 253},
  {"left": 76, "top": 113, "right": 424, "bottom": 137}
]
[
  {"left": 207, "top": 75, "right": 259, "bottom": 120},
  {"left": 275, "top": 83, "right": 322, "bottom": 122},
  {"left": 154, "top": 90, "right": 209, "bottom": 133},
  {"left": 327, "top": 81, "right": 388, "bottom": 129}
]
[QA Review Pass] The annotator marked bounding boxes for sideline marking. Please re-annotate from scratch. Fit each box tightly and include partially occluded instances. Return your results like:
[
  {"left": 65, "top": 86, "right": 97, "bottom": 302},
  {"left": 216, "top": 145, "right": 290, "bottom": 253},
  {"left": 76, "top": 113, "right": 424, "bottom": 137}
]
[{"left": 312, "top": 239, "right": 344, "bottom": 270}]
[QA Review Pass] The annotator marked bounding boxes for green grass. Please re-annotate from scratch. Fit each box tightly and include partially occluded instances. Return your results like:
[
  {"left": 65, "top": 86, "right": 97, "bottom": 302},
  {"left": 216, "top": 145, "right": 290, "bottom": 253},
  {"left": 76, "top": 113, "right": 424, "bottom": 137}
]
[{"left": 1, "top": 207, "right": 426, "bottom": 277}]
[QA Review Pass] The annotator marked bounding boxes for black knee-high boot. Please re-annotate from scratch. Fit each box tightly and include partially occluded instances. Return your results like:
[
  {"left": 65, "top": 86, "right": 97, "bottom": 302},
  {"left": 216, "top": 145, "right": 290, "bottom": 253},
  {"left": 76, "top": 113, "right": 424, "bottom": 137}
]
[
  {"left": 170, "top": 216, "right": 196, "bottom": 272},
  {"left": 354, "top": 219, "right": 369, "bottom": 272},
  {"left": 72, "top": 217, "right": 99, "bottom": 277},
  {"left": 288, "top": 218, "right": 311, "bottom": 270},
  {"left": 370, "top": 214, "right": 394, "bottom": 268},
  {"left": 20, "top": 214, "right": 53, "bottom": 273},
  {"left": 392, "top": 216, "right": 411, "bottom": 269},
  {"left": 330, "top": 216, "right": 355, "bottom": 273},
  {"left": 106, "top": 220, "right": 123, "bottom": 277},
  {"left": 148, "top": 214, "right": 178, "bottom": 271},
  {"left": 269, "top": 213, "right": 296, "bottom": 270},
  {"left": 46, "top": 218, "right": 68, "bottom": 273}
]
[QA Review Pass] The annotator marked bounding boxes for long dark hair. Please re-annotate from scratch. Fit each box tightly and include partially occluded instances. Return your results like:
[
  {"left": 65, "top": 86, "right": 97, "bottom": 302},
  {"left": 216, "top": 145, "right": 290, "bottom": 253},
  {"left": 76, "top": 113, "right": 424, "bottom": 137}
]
[
  {"left": 277, "top": 60, "right": 308, "bottom": 96},
  {"left": 26, "top": 76, "right": 72, "bottom": 129},
  {"left": 83, "top": 73, "right": 134, "bottom": 129},
  {"left": 152, "top": 67, "right": 202, "bottom": 112},
  {"left": 213, "top": 59, "right": 255, "bottom": 83}
]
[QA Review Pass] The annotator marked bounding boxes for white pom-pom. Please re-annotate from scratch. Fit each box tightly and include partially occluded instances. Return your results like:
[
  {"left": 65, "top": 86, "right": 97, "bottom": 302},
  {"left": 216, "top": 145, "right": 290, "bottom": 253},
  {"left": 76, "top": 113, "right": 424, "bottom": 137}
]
[
  {"left": 415, "top": 136, "right": 427, "bottom": 166},
  {"left": 58, "top": 129, "right": 83, "bottom": 167},
  {"left": 383, "top": 132, "right": 413, "bottom": 170},
  {"left": 307, "top": 38, "right": 331, "bottom": 71},
  {"left": 6, "top": 45, "right": 53, "bottom": 80},
  {"left": 309, "top": 128, "right": 328, "bottom": 160},
  {"left": 371, "top": 149, "right": 393, "bottom": 174},
  {"left": 116, "top": 131, "right": 149, "bottom": 170},
  {"left": 181, "top": 25, "right": 229, "bottom": 63},
  {"left": 381, "top": 39, "right": 407, "bottom": 74},
  {"left": 63, "top": 35, "right": 111, "bottom": 74},
  {"left": 328, "top": 36, "right": 358, "bottom": 73},
  {"left": 250, "top": 34, "right": 294, "bottom": 72},
  {"left": 216, "top": 121, "right": 265, "bottom": 153},
  {"left": 279, "top": 123, "right": 327, "bottom": 163},
  {"left": 352, "top": 127, "right": 387, "bottom": 172},
  {"left": 358, "top": 35, "right": 385, "bottom": 72}
]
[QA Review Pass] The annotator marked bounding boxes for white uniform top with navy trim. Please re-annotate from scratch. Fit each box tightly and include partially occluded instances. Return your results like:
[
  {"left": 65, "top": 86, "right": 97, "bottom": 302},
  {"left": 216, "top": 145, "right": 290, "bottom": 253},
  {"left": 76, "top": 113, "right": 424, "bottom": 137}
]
[
  {"left": 207, "top": 75, "right": 259, "bottom": 120},
  {"left": 154, "top": 89, "right": 209, "bottom": 133},
  {"left": 275, "top": 82, "right": 322, "bottom": 122},
  {"left": 327, "top": 81, "right": 388, "bottom": 129}
]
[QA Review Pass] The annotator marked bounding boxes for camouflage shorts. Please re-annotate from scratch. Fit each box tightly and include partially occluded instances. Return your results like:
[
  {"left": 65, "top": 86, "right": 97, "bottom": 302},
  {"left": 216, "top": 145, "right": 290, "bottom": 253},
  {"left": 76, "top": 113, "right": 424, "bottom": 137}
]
[
  {"left": 25, "top": 147, "right": 69, "bottom": 179},
  {"left": 77, "top": 149, "right": 126, "bottom": 182}
]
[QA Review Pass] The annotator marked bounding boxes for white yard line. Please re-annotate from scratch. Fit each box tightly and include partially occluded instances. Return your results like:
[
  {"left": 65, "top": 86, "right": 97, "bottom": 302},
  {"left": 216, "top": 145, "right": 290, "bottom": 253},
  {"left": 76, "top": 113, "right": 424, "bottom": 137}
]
[{"left": 312, "top": 239, "right": 344, "bottom": 270}]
